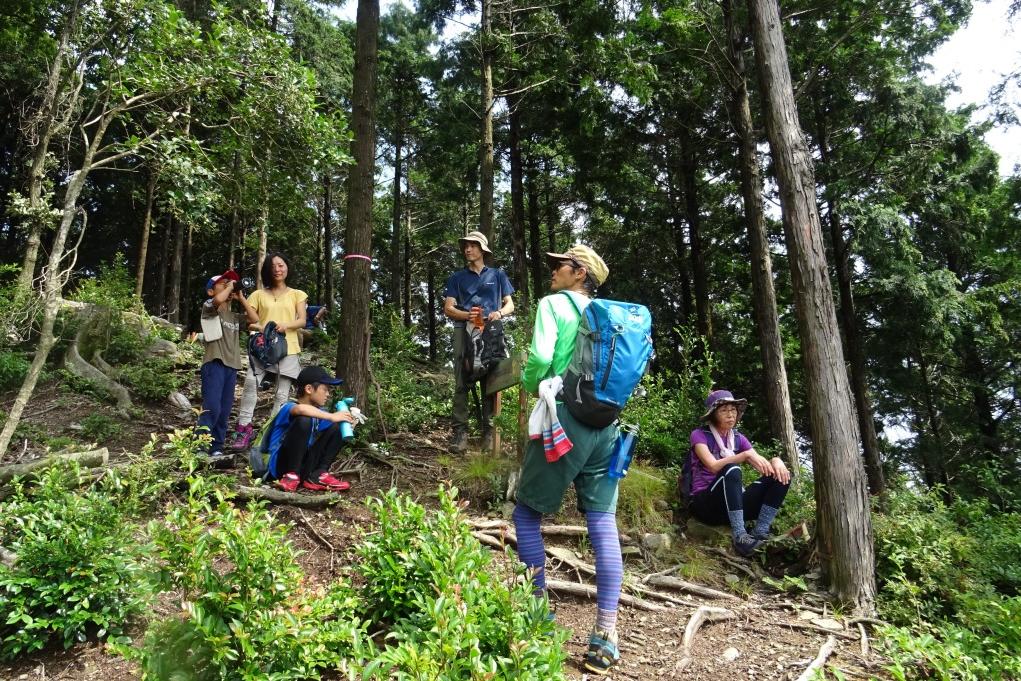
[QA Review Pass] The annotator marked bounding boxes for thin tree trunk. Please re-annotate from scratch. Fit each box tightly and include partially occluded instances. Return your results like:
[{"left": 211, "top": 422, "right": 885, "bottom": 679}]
[
  {"left": 390, "top": 127, "right": 403, "bottom": 308},
  {"left": 723, "top": 0, "right": 799, "bottom": 474},
  {"left": 156, "top": 216, "right": 170, "bottom": 315},
  {"left": 181, "top": 223, "right": 194, "bottom": 330},
  {"left": 336, "top": 0, "right": 379, "bottom": 402},
  {"left": 18, "top": 0, "right": 81, "bottom": 291},
  {"left": 228, "top": 152, "right": 240, "bottom": 269},
  {"left": 0, "top": 102, "right": 113, "bottom": 459},
  {"left": 134, "top": 169, "right": 158, "bottom": 299},
  {"left": 167, "top": 216, "right": 184, "bottom": 323},
  {"left": 526, "top": 162, "right": 543, "bottom": 299},
  {"left": 665, "top": 143, "right": 693, "bottom": 325},
  {"left": 403, "top": 208, "right": 412, "bottom": 326},
  {"left": 323, "top": 173, "right": 334, "bottom": 307},
  {"left": 508, "top": 93, "right": 530, "bottom": 314},
  {"left": 427, "top": 260, "right": 437, "bottom": 361},
  {"left": 479, "top": 0, "right": 494, "bottom": 241},
  {"left": 677, "top": 126, "right": 710, "bottom": 343},
  {"left": 749, "top": 0, "right": 875, "bottom": 613}
]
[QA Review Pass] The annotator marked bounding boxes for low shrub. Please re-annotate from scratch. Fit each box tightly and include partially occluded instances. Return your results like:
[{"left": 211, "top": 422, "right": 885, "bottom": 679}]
[
  {"left": 57, "top": 368, "right": 111, "bottom": 401},
  {"left": 356, "top": 487, "right": 568, "bottom": 679},
  {"left": 0, "top": 350, "right": 29, "bottom": 391},
  {"left": 451, "top": 453, "right": 515, "bottom": 509},
  {"left": 80, "top": 413, "right": 124, "bottom": 441},
  {"left": 119, "top": 357, "right": 185, "bottom": 401},
  {"left": 0, "top": 465, "right": 148, "bottom": 660}
]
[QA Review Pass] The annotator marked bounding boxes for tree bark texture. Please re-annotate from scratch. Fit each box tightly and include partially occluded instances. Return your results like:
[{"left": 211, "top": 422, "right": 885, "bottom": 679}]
[
  {"left": 748, "top": 0, "right": 876, "bottom": 613},
  {"left": 390, "top": 127, "right": 403, "bottom": 308},
  {"left": 526, "top": 163, "right": 544, "bottom": 300},
  {"left": 723, "top": 0, "right": 799, "bottom": 474},
  {"left": 508, "top": 94, "right": 530, "bottom": 314},
  {"left": 427, "top": 260, "right": 437, "bottom": 361},
  {"left": 478, "top": 0, "right": 495, "bottom": 241},
  {"left": 676, "top": 127, "right": 711, "bottom": 344},
  {"left": 167, "top": 216, "right": 184, "bottom": 323},
  {"left": 134, "top": 169, "right": 158, "bottom": 298},
  {"left": 324, "top": 173, "right": 334, "bottom": 307},
  {"left": 403, "top": 211, "right": 412, "bottom": 326},
  {"left": 336, "top": 0, "right": 379, "bottom": 403}
]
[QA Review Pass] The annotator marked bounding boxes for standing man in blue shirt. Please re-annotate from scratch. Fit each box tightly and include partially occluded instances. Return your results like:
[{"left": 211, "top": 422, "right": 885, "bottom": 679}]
[{"left": 443, "top": 231, "right": 515, "bottom": 452}]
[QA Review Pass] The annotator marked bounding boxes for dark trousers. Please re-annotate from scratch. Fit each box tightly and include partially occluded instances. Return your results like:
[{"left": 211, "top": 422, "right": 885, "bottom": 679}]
[
  {"left": 197, "top": 360, "right": 238, "bottom": 452},
  {"left": 274, "top": 416, "right": 343, "bottom": 481},
  {"left": 691, "top": 463, "right": 790, "bottom": 525},
  {"left": 451, "top": 327, "right": 494, "bottom": 434}
]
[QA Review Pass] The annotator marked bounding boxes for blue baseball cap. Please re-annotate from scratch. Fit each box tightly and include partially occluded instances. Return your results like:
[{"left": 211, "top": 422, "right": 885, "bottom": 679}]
[{"left": 206, "top": 269, "right": 239, "bottom": 290}]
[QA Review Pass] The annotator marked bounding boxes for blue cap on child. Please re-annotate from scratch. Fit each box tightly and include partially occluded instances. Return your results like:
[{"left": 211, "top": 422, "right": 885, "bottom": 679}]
[{"left": 206, "top": 269, "right": 239, "bottom": 290}]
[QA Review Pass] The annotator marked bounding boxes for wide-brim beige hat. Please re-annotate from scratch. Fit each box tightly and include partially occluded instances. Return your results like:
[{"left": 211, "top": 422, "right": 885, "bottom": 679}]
[
  {"left": 458, "top": 230, "right": 492, "bottom": 254},
  {"left": 546, "top": 244, "right": 609, "bottom": 286}
]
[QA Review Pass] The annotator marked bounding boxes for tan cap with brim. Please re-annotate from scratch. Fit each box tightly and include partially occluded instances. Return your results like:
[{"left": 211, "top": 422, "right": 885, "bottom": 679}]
[
  {"left": 457, "top": 230, "right": 492, "bottom": 254},
  {"left": 546, "top": 244, "right": 609, "bottom": 285}
]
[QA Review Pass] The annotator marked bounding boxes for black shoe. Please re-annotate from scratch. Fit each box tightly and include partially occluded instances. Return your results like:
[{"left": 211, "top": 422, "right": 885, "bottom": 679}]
[{"left": 450, "top": 430, "right": 468, "bottom": 453}]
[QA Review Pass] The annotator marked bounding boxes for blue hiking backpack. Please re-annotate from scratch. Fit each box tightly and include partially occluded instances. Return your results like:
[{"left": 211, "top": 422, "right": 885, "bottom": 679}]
[{"left": 559, "top": 292, "right": 654, "bottom": 428}]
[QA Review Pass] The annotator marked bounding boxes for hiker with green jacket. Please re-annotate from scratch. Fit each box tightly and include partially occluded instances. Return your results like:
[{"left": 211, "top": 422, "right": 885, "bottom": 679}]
[{"left": 513, "top": 244, "right": 624, "bottom": 676}]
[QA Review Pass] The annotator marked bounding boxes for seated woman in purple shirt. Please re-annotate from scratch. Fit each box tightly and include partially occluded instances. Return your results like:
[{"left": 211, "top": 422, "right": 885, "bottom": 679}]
[{"left": 688, "top": 389, "right": 792, "bottom": 556}]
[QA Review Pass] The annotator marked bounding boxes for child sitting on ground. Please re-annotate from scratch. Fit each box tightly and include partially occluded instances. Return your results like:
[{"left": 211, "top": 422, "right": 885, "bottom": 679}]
[
  {"left": 262, "top": 365, "right": 356, "bottom": 492},
  {"left": 197, "top": 269, "right": 258, "bottom": 462}
]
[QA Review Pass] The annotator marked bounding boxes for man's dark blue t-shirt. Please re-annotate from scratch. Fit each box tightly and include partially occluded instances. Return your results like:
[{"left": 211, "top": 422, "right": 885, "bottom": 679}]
[{"left": 444, "top": 266, "right": 514, "bottom": 326}]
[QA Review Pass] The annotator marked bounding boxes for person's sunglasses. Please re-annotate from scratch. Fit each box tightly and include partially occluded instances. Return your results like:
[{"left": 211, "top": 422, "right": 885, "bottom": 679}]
[{"left": 550, "top": 258, "right": 582, "bottom": 272}]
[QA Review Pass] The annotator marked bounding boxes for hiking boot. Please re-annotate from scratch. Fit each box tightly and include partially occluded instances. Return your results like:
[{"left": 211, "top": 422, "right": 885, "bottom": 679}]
[
  {"left": 583, "top": 628, "right": 620, "bottom": 675},
  {"left": 733, "top": 533, "right": 763, "bottom": 557},
  {"left": 450, "top": 429, "right": 468, "bottom": 453},
  {"left": 231, "top": 423, "right": 255, "bottom": 451},
  {"left": 481, "top": 429, "right": 495, "bottom": 452},
  {"left": 315, "top": 473, "right": 351, "bottom": 492},
  {"left": 275, "top": 472, "right": 300, "bottom": 493}
]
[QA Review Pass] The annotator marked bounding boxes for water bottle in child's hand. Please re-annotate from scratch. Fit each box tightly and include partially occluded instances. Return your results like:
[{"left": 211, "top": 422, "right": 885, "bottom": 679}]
[
  {"left": 608, "top": 425, "right": 638, "bottom": 479},
  {"left": 335, "top": 397, "right": 356, "bottom": 441}
]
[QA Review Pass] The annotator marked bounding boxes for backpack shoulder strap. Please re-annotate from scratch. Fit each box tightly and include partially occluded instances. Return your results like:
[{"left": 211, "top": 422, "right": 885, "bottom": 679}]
[{"left": 558, "top": 290, "right": 588, "bottom": 319}]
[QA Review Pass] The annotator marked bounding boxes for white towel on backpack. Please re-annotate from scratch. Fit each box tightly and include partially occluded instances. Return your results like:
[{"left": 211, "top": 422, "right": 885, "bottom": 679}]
[{"left": 528, "top": 376, "right": 562, "bottom": 440}]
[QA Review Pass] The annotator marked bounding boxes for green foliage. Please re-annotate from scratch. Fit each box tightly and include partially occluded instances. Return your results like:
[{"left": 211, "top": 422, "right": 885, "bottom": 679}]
[
  {"left": 79, "top": 413, "right": 124, "bottom": 442},
  {"left": 622, "top": 331, "right": 714, "bottom": 467},
  {"left": 71, "top": 254, "right": 142, "bottom": 314},
  {"left": 57, "top": 368, "right": 111, "bottom": 401},
  {"left": 0, "top": 350, "right": 29, "bottom": 391},
  {"left": 356, "top": 487, "right": 568, "bottom": 679},
  {"left": 616, "top": 464, "right": 671, "bottom": 533},
  {"left": 119, "top": 357, "right": 184, "bottom": 401},
  {"left": 450, "top": 453, "right": 515, "bottom": 508},
  {"left": 875, "top": 486, "right": 1021, "bottom": 679},
  {"left": 369, "top": 308, "right": 446, "bottom": 432},
  {"left": 141, "top": 436, "right": 366, "bottom": 680},
  {"left": 0, "top": 465, "right": 148, "bottom": 660}
]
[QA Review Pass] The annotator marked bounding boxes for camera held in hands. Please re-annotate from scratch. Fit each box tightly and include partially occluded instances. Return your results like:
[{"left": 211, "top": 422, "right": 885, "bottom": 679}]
[{"left": 239, "top": 276, "right": 256, "bottom": 294}]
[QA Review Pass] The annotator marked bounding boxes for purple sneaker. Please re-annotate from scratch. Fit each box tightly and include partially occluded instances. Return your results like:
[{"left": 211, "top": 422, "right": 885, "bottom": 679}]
[{"left": 231, "top": 423, "right": 255, "bottom": 451}]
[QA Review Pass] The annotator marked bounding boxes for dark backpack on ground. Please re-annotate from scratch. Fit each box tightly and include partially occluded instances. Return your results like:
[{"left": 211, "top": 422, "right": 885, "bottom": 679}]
[
  {"left": 462, "top": 319, "right": 508, "bottom": 382},
  {"left": 559, "top": 292, "right": 654, "bottom": 428},
  {"left": 248, "top": 321, "right": 288, "bottom": 370}
]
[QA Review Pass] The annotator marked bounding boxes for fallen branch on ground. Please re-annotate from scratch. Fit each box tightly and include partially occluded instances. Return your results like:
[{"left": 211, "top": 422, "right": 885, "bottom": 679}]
[
  {"left": 644, "top": 574, "right": 742, "bottom": 602},
  {"left": 236, "top": 485, "right": 343, "bottom": 508},
  {"left": 546, "top": 578, "right": 666, "bottom": 611},
  {"left": 0, "top": 448, "right": 109, "bottom": 486},
  {"left": 858, "top": 622, "right": 868, "bottom": 658},
  {"left": 780, "top": 621, "right": 858, "bottom": 640},
  {"left": 794, "top": 635, "right": 837, "bottom": 681},
  {"left": 468, "top": 518, "right": 633, "bottom": 543},
  {"left": 682, "top": 606, "right": 737, "bottom": 654}
]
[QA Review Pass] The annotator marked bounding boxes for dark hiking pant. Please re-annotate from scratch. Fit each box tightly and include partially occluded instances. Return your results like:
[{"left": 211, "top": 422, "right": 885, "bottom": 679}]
[
  {"left": 273, "top": 416, "right": 343, "bottom": 482},
  {"left": 691, "top": 463, "right": 790, "bottom": 526},
  {"left": 451, "top": 327, "right": 494, "bottom": 435},
  {"left": 197, "top": 360, "right": 238, "bottom": 452}
]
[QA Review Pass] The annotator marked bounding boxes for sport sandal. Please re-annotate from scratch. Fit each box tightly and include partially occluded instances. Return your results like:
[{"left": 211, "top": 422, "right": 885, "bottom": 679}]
[{"left": 583, "top": 628, "right": 620, "bottom": 675}]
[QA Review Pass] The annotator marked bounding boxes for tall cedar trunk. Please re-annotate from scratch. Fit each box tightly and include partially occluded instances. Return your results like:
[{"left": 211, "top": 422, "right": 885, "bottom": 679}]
[
  {"left": 314, "top": 208, "right": 322, "bottom": 303},
  {"left": 914, "top": 351, "right": 950, "bottom": 490},
  {"left": 134, "top": 169, "right": 158, "bottom": 298},
  {"left": 390, "top": 127, "right": 403, "bottom": 307},
  {"left": 723, "top": 0, "right": 799, "bottom": 473},
  {"left": 167, "top": 216, "right": 184, "bottom": 322},
  {"left": 479, "top": 0, "right": 494, "bottom": 241},
  {"left": 427, "top": 260, "right": 437, "bottom": 361},
  {"left": 256, "top": 154, "right": 271, "bottom": 288},
  {"left": 403, "top": 208, "right": 412, "bottom": 326},
  {"left": 156, "top": 216, "right": 170, "bottom": 315},
  {"left": 228, "top": 152, "right": 240, "bottom": 269},
  {"left": 814, "top": 108, "right": 885, "bottom": 495},
  {"left": 336, "top": 0, "right": 379, "bottom": 402},
  {"left": 323, "top": 173, "right": 334, "bottom": 306},
  {"left": 18, "top": 0, "right": 81, "bottom": 291},
  {"left": 677, "top": 127, "right": 711, "bottom": 343},
  {"left": 508, "top": 94, "right": 530, "bottom": 314},
  {"left": 181, "top": 224, "right": 194, "bottom": 330},
  {"left": 665, "top": 143, "right": 693, "bottom": 325},
  {"left": 526, "top": 162, "right": 543, "bottom": 299},
  {"left": 748, "top": 0, "right": 876, "bottom": 613},
  {"left": 0, "top": 101, "right": 113, "bottom": 458},
  {"left": 544, "top": 173, "right": 555, "bottom": 251}
]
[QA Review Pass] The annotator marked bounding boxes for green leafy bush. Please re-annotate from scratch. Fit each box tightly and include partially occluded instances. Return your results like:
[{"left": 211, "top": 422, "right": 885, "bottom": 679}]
[
  {"left": 57, "top": 368, "right": 111, "bottom": 401},
  {"left": 0, "top": 351, "right": 29, "bottom": 391},
  {"left": 616, "top": 464, "right": 671, "bottom": 533},
  {"left": 0, "top": 465, "right": 148, "bottom": 660},
  {"left": 119, "top": 357, "right": 185, "bottom": 401},
  {"left": 356, "top": 487, "right": 568, "bottom": 679},
  {"left": 80, "top": 413, "right": 124, "bottom": 441},
  {"left": 141, "top": 454, "right": 366, "bottom": 680}
]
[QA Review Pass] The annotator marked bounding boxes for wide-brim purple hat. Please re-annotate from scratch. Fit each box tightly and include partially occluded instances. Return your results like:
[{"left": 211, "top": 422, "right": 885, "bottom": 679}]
[{"left": 700, "top": 389, "right": 748, "bottom": 421}]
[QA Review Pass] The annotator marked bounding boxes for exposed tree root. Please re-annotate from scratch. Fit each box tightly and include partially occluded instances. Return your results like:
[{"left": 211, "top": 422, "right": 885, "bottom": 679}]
[
  {"left": 64, "top": 305, "right": 132, "bottom": 415},
  {"left": 644, "top": 574, "right": 742, "bottom": 602},
  {"left": 235, "top": 484, "right": 344, "bottom": 508},
  {"left": 680, "top": 605, "right": 738, "bottom": 665},
  {"left": 795, "top": 635, "right": 837, "bottom": 681},
  {"left": 0, "top": 448, "right": 109, "bottom": 486},
  {"left": 545, "top": 579, "right": 666, "bottom": 611}
]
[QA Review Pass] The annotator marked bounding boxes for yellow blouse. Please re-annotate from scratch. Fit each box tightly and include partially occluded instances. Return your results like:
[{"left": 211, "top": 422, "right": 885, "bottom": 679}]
[{"left": 248, "top": 287, "right": 308, "bottom": 356}]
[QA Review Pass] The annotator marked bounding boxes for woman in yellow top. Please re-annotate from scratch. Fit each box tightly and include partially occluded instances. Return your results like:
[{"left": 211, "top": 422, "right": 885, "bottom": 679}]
[{"left": 231, "top": 253, "right": 307, "bottom": 450}]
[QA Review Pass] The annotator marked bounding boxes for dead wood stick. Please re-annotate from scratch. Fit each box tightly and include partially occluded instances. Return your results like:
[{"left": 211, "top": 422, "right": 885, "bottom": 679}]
[
  {"left": 858, "top": 622, "right": 868, "bottom": 658},
  {"left": 846, "top": 616, "right": 889, "bottom": 628},
  {"left": 682, "top": 606, "right": 737, "bottom": 654},
  {"left": 469, "top": 519, "right": 632, "bottom": 544},
  {"left": 546, "top": 579, "right": 666, "bottom": 611},
  {"left": 297, "top": 509, "right": 336, "bottom": 551},
  {"left": 642, "top": 563, "right": 682, "bottom": 583},
  {"left": 0, "top": 448, "right": 109, "bottom": 486},
  {"left": 236, "top": 485, "right": 343, "bottom": 508},
  {"left": 644, "top": 574, "right": 742, "bottom": 602},
  {"left": 794, "top": 635, "right": 837, "bottom": 681},
  {"left": 469, "top": 518, "right": 510, "bottom": 531},
  {"left": 629, "top": 582, "right": 687, "bottom": 607},
  {"left": 780, "top": 621, "right": 858, "bottom": 640},
  {"left": 707, "top": 546, "right": 762, "bottom": 580},
  {"left": 472, "top": 531, "right": 513, "bottom": 551}
]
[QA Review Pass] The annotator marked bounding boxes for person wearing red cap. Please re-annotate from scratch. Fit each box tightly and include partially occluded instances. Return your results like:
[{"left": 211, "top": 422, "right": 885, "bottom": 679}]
[{"left": 196, "top": 269, "right": 258, "bottom": 461}]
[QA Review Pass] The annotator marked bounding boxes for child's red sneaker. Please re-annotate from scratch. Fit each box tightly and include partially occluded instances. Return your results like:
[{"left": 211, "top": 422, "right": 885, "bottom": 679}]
[
  {"left": 301, "top": 477, "right": 328, "bottom": 491},
  {"left": 316, "top": 473, "right": 351, "bottom": 491},
  {"left": 275, "top": 472, "right": 300, "bottom": 493}
]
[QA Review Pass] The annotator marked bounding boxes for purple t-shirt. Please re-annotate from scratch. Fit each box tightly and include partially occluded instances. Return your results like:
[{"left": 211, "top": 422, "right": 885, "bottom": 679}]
[{"left": 688, "top": 427, "right": 753, "bottom": 496}]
